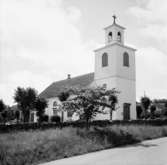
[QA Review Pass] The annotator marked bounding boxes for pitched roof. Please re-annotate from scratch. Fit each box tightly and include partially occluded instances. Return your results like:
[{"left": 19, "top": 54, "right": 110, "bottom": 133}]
[
  {"left": 39, "top": 73, "right": 94, "bottom": 99},
  {"left": 104, "top": 23, "right": 126, "bottom": 30}
]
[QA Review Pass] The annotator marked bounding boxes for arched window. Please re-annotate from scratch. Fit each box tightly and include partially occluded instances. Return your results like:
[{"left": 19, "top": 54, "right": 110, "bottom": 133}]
[
  {"left": 102, "top": 83, "right": 107, "bottom": 89},
  {"left": 53, "top": 101, "right": 59, "bottom": 116},
  {"left": 117, "top": 32, "right": 121, "bottom": 42},
  {"left": 123, "top": 52, "right": 129, "bottom": 67},
  {"left": 108, "top": 32, "right": 112, "bottom": 42},
  {"left": 102, "top": 53, "right": 108, "bottom": 67},
  {"left": 53, "top": 101, "right": 57, "bottom": 107}
]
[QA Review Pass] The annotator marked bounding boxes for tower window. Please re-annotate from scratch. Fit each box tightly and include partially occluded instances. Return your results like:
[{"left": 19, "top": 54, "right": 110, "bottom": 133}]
[
  {"left": 102, "top": 53, "right": 108, "bottom": 67},
  {"left": 123, "top": 52, "right": 129, "bottom": 67},
  {"left": 117, "top": 32, "right": 121, "bottom": 42},
  {"left": 108, "top": 32, "right": 112, "bottom": 42}
]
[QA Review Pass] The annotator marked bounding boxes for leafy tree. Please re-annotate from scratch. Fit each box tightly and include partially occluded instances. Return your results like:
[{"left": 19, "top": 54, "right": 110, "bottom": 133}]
[
  {"left": 58, "top": 91, "right": 70, "bottom": 122},
  {"left": 14, "top": 87, "right": 37, "bottom": 122},
  {"left": 161, "top": 101, "right": 167, "bottom": 117},
  {"left": 58, "top": 91, "right": 70, "bottom": 102},
  {"left": 153, "top": 99, "right": 167, "bottom": 104},
  {"left": 1, "top": 110, "right": 8, "bottom": 123},
  {"left": 35, "top": 98, "right": 48, "bottom": 123},
  {"left": 6, "top": 106, "right": 15, "bottom": 121},
  {"left": 136, "top": 105, "right": 142, "bottom": 119},
  {"left": 15, "top": 110, "right": 20, "bottom": 123},
  {"left": 0, "top": 100, "right": 8, "bottom": 123},
  {"left": 140, "top": 97, "right": 151, "bottom": 119},
  {"left": 63, "top": 87, "right": 118, "bottom": 129},
  {"left": 109, "top": 94, "right": 118, "bottom": 120},
  {"left": 41, "top": 114, "right": 49, "bottom": 122},
  {"left": 0, "top": 104, "right": 16, "bottom": 123},
  {"left": 0, "top": 99, "right": 6, "bottom": 113},
  {"left": 51, "top": 115, "right": 61, "bottom": 123},
  {"left": 165, "top": 102, "right": 167, "bottom": 109},
  {"left": 150, "top": 104, "right": 156, "bottom": 119}
]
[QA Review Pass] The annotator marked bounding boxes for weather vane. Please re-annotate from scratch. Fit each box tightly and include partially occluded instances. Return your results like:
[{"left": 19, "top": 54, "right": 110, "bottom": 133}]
[{"left": 112, "top": 15, "right": 117, "bottom": 24}]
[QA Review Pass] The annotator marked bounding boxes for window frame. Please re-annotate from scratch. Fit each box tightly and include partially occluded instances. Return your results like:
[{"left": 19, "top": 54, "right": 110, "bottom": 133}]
[
  {"left": 117, "top": 32, "right": 121, "bottom": 42},
  {"left": 108, "top": 32, "right": 112, "bottom": 42},
  {"left": 102, "top": 53, "right": 108, "bottom": 67},
  {"left": 123, "top": 52, "right": 130, "bottom": 67},
  {"left": 53, "top": 101, "right": 58, "bottom": 107},
  {"left": 53, "top": 108, "right": 58, "bottom": 116}
]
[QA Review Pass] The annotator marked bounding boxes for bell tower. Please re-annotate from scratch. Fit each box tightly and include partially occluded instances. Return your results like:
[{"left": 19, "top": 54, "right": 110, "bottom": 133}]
[
  {"left": 94, "top": 16, "right": 136, "bottom": 120},
  {"left": 105, "top": 15, "right": 125, "bottom": 45}
]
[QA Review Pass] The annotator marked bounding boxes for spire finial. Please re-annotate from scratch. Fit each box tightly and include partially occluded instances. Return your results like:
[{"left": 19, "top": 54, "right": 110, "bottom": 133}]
[{"left": 112, "top": 15, "right": 117, "bottom": 24}]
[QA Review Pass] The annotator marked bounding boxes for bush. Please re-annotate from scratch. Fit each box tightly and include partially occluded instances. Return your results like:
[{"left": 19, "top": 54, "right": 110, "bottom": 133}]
[
  {"left": 40, "top": 115, "right": 49, "bottom": 123},
  {"left": 51, "top": 116, "right": 61, "bottom": 123},
  {"left": 1, "top": 119, "right": 167, "bottom": 133},
  {"left": 154, "top": 110, "right": 161, "bottom": 118},
  {"left": 93, "top": 127, "right": 140, "bottom": 146}
]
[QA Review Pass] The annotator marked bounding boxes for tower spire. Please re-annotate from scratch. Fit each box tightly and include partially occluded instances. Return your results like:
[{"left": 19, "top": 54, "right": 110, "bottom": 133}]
[{"left": 112, "top": 15, "right": 117, "bottom": 24}]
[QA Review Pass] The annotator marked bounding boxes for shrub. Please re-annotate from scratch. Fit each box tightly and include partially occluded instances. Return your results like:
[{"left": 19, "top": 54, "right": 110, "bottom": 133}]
[
  {"left": 136, "top": 105, "right": 143, "bottom": 119},
  {"left": 51, "top": 116, "right": 61, "bottom": 123},
  {"left": 77, "top": 127, "right": 140, "bottom": 148},
  {"left": 1, "top": 119, "right": 167, "bottom": 133},
  {"left": 154, "top": 110, "right": 161, "bottom": 118},
  {"left": 40, "top": 115, "right": 49, "bottom": 123}
]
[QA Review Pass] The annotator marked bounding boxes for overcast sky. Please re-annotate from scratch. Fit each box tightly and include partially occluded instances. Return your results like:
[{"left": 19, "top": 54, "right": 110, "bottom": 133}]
[{"left": 1, "top": 0, "right": 167, "bottom": 105}]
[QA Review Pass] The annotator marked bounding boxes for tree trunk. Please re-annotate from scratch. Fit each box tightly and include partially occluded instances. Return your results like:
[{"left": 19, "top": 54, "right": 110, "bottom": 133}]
[
  {"left": 86, "top": 118, "right": 90, "bottom": 130},
  {"left": 110, "top": 106, "right": 115, "bottom": 121},
  {"left": 23, "top": 110, "right": 30, "bottom": 123},
  {"left": 110, "top": 109, "right": 112, "bottom": 120},
  {"left": 61, "top": 111, "right": 64, "bottom": 123},
  {"left": 141, "top": 105, "right": 146, "bottom": 119}
]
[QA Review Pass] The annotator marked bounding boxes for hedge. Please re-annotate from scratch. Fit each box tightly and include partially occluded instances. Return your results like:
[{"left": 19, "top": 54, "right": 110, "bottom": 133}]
[
  {"left": 50, "top": 115, "right": 61, "bottom": 123},
  {"left": 1, "top": 119, "right": 167, "bottom": 133}
]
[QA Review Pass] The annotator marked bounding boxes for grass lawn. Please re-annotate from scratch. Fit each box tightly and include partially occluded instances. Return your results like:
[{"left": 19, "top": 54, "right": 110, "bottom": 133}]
[{"left": 1, "top": 125, "right": 167, "bottom": 165}]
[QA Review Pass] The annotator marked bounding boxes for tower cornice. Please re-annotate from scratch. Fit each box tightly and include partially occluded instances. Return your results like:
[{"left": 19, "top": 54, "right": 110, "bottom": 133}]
[
  {"left": 104, "top": 23, "right": 126, "bottom": 30},
  {"left": 94, "top": 42, "right": 136, "bottom": 52}
]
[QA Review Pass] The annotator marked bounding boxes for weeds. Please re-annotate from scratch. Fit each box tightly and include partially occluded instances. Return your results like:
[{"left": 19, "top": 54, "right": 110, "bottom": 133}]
[{"left": 0, "top": 125, "right": 167, "bottom": 165}]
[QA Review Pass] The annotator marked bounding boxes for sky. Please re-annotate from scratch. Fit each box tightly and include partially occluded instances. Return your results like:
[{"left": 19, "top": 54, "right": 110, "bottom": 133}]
[{"left": 1, "top": 0, "right": 167, "bottom": 105}]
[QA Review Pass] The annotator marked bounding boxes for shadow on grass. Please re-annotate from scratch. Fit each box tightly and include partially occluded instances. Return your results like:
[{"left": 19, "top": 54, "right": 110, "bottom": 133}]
[
  {"left": 133, "top": 143, "right": 158, "bottom": 148},
  {"left": 1, "top": 125, "right": 167, "bottom": 165},
  {"left": 121, "top": 141, "right": 158, "bottom": 149}
]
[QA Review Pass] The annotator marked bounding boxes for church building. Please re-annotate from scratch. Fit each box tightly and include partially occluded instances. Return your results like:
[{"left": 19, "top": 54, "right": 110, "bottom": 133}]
[{"left": 39, "top": 16, "right": 137, "bottom": 121}]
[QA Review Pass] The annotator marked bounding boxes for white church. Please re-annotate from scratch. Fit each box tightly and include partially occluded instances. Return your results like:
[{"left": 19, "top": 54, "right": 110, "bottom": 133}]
[{"left": 39, "top": 16, "right": 137, "bottom": 122}]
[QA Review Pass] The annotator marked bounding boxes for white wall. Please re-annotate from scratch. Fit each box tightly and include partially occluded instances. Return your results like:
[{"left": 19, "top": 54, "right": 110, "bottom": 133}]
[
  {"left": 45, "top": 97, "right": 68, "bottom": 122},
  {"left": 114, "top": 78, "right": 136, "bottom": 120},
  {"left": 115, "top": 44, "right": 136, "bottom": 120},
  {"left": 94, "top": 45, "right": 117, "bottom": 80},
  {"left": 116, "top": 45, "right": 136, "bottom": 81},
  {"left": 94, "top": 42, "right": 136, "bottom": 120},
  {"left": 93, "top": 107, "right": 110, "bottom": 120},
  {"left": 43, "top": 25, "right": 136, "bottom": 121},
  {"left": 105, "top": 25, "right": 125, "bottom": 45}
]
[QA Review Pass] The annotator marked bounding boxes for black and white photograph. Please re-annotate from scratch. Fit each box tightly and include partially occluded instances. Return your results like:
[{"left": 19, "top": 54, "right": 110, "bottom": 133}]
[{"left": 0, "top": 0, "right": 167, "bottom": 165}]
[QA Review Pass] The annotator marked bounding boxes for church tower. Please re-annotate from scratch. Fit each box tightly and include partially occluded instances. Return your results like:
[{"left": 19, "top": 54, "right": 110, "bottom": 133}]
[{"left": 94, "top": 16, "right": 136, "bottom": 120}]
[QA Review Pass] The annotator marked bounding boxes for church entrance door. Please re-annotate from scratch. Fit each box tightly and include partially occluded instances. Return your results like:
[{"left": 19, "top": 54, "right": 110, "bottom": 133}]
[{"left": 123, "top": 103, "right": 131, "bottom": 120}]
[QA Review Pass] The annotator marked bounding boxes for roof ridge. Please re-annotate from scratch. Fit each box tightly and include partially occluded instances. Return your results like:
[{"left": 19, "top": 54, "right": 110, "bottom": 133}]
[
  {"left": 53, "top": 72, "right": 94, "bottom": 84},
  {"left": 39, "top": 72, "right": 94, "bottom": 98}
]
